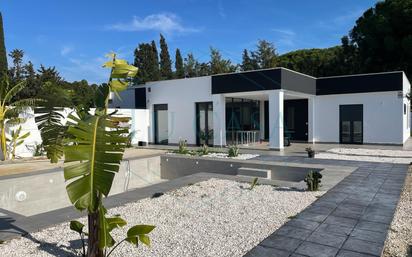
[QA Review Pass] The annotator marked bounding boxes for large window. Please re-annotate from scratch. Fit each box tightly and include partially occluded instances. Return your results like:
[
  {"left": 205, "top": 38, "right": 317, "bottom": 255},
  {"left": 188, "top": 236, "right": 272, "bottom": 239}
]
[
  {"left": 196, "top": 102, "right": 213, "bottom": 146},
  {"left": 225, "top": 98, "right": 260, "bottom": 144}
]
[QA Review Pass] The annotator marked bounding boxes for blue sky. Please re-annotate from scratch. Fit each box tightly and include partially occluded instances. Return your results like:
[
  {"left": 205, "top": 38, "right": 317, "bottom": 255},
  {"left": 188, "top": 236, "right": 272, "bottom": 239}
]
[{"left": 1, "top": 0, "right": 378, "bottom": 83}]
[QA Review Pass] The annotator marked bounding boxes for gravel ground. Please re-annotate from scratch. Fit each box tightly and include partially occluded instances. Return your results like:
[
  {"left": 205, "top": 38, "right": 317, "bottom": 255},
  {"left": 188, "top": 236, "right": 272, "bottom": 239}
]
[
  {"left": 0, "top": 179, "right": 322, "bottom": 257},
  {"left": 316, "top": 148, "right": 412, "bottom": 164},
  {"left": 383, "top": 167, "right": 412, "bottom": 257},
  {"left": 204, "top": 153, "right": 259, "bottom": 160}
]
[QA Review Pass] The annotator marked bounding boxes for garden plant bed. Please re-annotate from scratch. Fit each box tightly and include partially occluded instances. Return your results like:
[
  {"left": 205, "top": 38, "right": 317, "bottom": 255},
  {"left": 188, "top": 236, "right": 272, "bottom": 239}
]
[
  {"left": 166, "top": 152, "right": 259, "bottom": 160},
  {"left": 316, "top": 148, "right": 412, "bottom": 164},
  {"left": 0, "top": 178, "right": 322, "bottom": 257}
]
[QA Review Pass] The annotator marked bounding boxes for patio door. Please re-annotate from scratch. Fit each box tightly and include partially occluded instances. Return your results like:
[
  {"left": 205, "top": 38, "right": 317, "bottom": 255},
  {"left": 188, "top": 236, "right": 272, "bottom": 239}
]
[
  {"left": 154, "top": 104, "right": 168, "bottom": 145},
  {"left": 339, "top": 104, "right": 363, "bottom": 144},
  {"left": 196, "top": 102, "right": 213, "bottom": 146}
]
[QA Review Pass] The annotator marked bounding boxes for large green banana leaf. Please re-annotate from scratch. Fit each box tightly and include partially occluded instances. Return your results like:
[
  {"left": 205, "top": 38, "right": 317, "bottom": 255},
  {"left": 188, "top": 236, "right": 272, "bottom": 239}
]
[{"left": 64, "top": 114, "right": 128, "bottom": 212}]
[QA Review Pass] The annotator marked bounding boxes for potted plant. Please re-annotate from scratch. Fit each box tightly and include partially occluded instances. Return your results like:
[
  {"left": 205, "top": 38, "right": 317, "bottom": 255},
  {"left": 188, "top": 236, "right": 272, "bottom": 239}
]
[{"left": 305, "top": 147, "right": 315, "bottom": 158}]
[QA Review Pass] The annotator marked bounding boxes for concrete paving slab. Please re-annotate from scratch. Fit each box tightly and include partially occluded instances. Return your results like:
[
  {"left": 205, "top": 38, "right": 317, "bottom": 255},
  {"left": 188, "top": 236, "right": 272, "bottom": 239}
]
[{"left": 342, "top": 238, "right": 383, "bottom": 256}]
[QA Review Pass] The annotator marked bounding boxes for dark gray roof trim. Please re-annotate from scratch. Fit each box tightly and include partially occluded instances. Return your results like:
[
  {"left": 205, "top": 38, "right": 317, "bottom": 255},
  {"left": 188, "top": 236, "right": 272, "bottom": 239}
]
[
  {"left": 316, "top": 71, "right": 403, "bottom": 95},
  {"left": 211, "top": 69, "right": 282, "bottom": 94},
  {"left": 211, "top": 68, "right": 316, "bottom": 95},
  {"left": 211, "top": 68, "right": 404, "bottom": 96}
]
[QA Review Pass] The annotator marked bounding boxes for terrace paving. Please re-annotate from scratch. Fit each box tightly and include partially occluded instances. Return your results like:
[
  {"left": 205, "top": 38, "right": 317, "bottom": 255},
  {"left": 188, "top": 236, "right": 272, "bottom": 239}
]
[{"left": 244, "top": 158, "right": 409, "bottom": 257}]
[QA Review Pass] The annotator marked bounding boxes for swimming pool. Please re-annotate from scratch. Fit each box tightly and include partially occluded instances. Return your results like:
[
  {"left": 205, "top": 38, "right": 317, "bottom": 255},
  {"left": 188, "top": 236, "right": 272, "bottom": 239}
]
[{"left": 0, "top": 156, "right": 164, "bottom": 216}]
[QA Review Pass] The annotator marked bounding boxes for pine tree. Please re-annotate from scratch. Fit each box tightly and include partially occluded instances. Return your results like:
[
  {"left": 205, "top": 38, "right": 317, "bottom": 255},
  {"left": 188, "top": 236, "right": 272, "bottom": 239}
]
[
  {"left": 184, "top": 53, "right": 197, "bottom": 78},
  {"left": 209, "top": 47, "right": 235, "bottom": 75},
  {"left": 195, "top": 61, "right": 211, "bottom": 76},
  {"left": 175, "top": 48, "right": 184, "bottom": 79},
  {"left": 252, "top": 40, "right": 277, "bottom": 69},
  {"left": 134, "top": 44, "right": 150, "bottom": 83},
  {"left": 159, "top": 34, "right": 173, "bottom": 79},
  {"left": 0, "top": 12, "right": 8, "bottom": 77},
  {"left": 150, "top": 40, "right": 160, "bottom": 81},
  {"left": 241, "top": 49, "right": 257, "bottom": 71}
]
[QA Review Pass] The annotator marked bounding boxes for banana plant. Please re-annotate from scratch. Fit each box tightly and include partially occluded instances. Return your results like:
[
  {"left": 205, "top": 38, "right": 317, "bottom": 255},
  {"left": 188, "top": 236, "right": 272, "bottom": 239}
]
[
  {"left": 6, "top": 125, "right": 30, "bottom": 160},
  {"left": 0, "top": 76, "right": 39, "bottom": 160},
  {"left": 59, "top": 54, "right": 154, "bottom": 257},
  {"left": 35, "top": 82, "right": 71, "bottom": 163}
]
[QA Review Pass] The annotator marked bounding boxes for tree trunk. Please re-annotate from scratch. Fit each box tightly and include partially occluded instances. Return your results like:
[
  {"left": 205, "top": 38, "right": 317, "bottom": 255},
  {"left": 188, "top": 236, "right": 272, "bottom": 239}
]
[
  {"left": 87, "top": 212, "right": 104, "bottom": 257},
  {"left": 0, "top": 121, "right": 6, "bottom": 161}
]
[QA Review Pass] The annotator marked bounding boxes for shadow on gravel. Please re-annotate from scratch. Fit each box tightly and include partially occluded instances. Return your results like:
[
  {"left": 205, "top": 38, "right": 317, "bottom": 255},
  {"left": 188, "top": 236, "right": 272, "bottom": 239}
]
[
  {"left": 407, "top": 244, "right": 412, "bottom": 257},
  {"left": 0, "top": 216, "right": 28, "bottom": 239},
  {"left": 25, "top": 233, "right": 82, "bottom": 257}
]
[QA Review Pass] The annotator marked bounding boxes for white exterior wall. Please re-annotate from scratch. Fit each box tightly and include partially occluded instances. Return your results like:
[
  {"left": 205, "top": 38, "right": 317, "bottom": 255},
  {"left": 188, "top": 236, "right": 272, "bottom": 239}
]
[
  {"left": 314, "top": 91, "right": 404, "bottom": 144},
  {"left": 402, "top": 73, "right": 411, "bottom": 143},
  {"left": 146, "top": 76, "right": 212, "bottom": 145},
  {"left": 5, "top": 108, "right": 145, "bottom": 159}
]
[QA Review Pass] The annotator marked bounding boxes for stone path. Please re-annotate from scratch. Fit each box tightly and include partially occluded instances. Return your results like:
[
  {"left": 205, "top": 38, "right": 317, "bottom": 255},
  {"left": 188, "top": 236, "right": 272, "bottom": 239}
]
[{"left": 245, "top": 161, "right": 408, "bottom": 257}]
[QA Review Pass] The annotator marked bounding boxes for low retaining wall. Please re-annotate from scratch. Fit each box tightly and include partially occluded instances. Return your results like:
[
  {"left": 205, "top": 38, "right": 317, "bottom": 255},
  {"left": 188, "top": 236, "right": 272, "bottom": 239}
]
[{"left": 160, "top": 155, "right": 321, "bottom": 182}]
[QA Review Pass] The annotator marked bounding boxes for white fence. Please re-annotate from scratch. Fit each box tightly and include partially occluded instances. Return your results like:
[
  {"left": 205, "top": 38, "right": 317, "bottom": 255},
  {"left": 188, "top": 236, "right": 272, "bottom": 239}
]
[{"left": 2, "top": 108, "right": 149, "bottom": 159}]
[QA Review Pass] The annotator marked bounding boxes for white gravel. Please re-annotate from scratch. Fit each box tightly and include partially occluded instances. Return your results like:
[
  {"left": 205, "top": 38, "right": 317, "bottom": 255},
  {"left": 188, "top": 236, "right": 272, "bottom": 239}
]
[
  {"left": 0, "top": 179, "right": 322, "bottom": 257},
  {"left": 383, "top": 168, "right": 412, "bottom": 257},
  {"left": 203, "top": 152, "right": 259, "bottom": 160},
  {"left": 316, "top": 148, "right": 412, "bottom": 164},
  {"left": 167, "top": 152, "right": 259, "bottom": 160}
]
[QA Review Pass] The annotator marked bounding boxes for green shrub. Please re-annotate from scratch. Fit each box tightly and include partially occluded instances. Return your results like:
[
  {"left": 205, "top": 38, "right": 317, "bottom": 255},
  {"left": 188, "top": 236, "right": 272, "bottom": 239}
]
[
  {"left": 178, "top": 139, "right": 189, "bottom": 154},
  {"left": 304, "top": 171, "right": 322, "bottom": 191},
  {"left": 198, "top": 144, "right": 209, "bottom": 155},
  {"left": 26, "top": 143, "right": 45, "bottom": 157},
  {"left": 249, "top": 177, "right": 258, "bottom": 190},
  {"left": 305, "top": 147, "right": 315, "bottom": 158},
  {"left": 227, "top": 145, "right": 240, "bottom": 157}
]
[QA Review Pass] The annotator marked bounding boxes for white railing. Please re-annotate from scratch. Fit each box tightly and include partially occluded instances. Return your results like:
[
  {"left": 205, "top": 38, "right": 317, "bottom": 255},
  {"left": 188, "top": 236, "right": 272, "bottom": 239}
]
[{"left": 235, "top": 130, "right": 260, "bottom": 146}]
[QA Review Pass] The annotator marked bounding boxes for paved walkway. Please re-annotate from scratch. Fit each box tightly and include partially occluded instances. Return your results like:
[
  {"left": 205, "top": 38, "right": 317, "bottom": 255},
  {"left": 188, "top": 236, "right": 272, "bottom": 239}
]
[{"left": 245, "top": 161, "right": 408, "bottom": 257}]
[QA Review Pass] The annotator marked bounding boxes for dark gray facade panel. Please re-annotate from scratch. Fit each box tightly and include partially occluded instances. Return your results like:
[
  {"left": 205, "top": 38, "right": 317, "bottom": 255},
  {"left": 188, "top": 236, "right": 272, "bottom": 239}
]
[
  {"left": 211, "top": 69, "right": 282, "bottom": 94},
  {"left": 281, "top": 69, "right": 316, "bottom": 94},
  {"left": 134, "top": 87, "right": 147, "bottom": 109},
  {"left": 316, "top": 72, "right": 403, "bottom": 95}
]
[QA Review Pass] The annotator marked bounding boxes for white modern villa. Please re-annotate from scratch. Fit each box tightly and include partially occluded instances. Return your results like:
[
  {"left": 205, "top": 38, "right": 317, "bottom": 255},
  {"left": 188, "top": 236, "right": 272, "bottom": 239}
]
[{"left": 111, "top": 68, "right": 411, "bottom": 150}]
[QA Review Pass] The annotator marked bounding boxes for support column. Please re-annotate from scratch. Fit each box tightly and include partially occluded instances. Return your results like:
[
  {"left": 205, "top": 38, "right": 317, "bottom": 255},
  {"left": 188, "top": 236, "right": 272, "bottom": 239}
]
[
  {"left": 259, "top": 100, "right": 265, "bottom": 140},
  {"left": 308, "top": 97, "right": 315, "bottom": 143},
  {"left": 269, "top": 90, "right": 284, "bottom": 150},
  {"left": 213, "top": 94, "right": 226, "bottom": 147}
]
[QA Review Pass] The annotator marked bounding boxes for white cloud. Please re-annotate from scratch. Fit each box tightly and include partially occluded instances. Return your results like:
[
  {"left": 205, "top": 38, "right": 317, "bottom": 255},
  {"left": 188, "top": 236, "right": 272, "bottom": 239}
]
[
  {"left": 218, "top": 1, "right": 226, "bottom": 18},
  {"left": 60, "top": 57, "right": 110, "bottom": 84},
  {"left": 317, "top": 8, "right": 364, "bottom": 29},
  {"left": 106, "top": 13, "right": 200, "bottom": 34},
  {"left": 272, "top": 28, "right": 297, "bottom": 48},
  {"left": 60, "top": 46, "right": 74, "bottom": 56}
]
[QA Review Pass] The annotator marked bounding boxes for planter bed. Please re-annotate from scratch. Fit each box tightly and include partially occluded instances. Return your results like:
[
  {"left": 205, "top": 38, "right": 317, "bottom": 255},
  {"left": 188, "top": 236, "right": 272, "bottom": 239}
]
[
  {"left": 166, "top": 152, "right": 259, "bottom": 160},
  {"left": 0, "top": 178, "right": 322, "bottom": 257}
]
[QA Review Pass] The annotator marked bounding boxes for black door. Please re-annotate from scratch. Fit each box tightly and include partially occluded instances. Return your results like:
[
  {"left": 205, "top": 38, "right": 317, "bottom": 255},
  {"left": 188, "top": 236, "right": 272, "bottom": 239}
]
[
  {"left": 154, "top": 104, "right": 168, "bottom": 145},
  {"left": 284, "top": 99, "right": 308, "bottom": 141},
  {"left": 196, "top": 102, "right": 213, "bottom": 146},
  {"left": 340, "top": 104, "right": 363, "bottom": 144},
  {"left": 264, "top": 101, "right": 269, "bottom": 140}
]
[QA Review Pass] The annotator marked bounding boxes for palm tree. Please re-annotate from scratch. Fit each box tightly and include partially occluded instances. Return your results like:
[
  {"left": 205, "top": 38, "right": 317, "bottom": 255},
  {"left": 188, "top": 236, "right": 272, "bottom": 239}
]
[{"left": 0, "top": 76, "right": 37, "bottom": 160}]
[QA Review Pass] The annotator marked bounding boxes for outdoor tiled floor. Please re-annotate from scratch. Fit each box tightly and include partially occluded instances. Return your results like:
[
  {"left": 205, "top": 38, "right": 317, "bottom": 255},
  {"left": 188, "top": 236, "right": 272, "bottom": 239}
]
[{"left": 245, "top": 161, "right": 408, "bottom": 257}]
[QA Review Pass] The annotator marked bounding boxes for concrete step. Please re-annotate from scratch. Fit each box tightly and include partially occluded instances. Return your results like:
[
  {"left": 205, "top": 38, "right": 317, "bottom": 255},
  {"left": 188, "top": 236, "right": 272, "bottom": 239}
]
[{"left": 237, "top": 167, "right": 271, "bottom": 179}]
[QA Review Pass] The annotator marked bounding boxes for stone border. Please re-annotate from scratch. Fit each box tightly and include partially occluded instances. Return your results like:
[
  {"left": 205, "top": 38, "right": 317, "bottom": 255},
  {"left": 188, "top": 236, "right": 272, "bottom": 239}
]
[
  {"left": 0, "top": 153, "right": 163, "bottom": 181},
  {"left": 161, "top": 154, "right": 356, "bottom": 191},
  {"left": 244, "top": 162, "right": 409, "bottom": 257}
]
